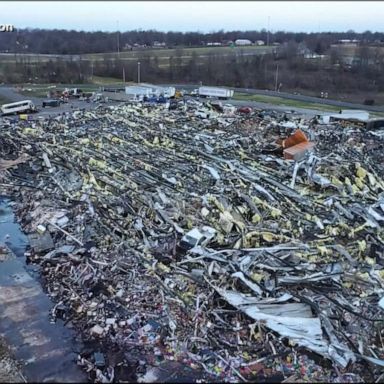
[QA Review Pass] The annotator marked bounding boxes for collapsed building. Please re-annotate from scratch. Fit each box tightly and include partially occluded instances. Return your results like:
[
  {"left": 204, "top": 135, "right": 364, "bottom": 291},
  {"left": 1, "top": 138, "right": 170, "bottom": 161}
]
[{"left": 0, "top": 101, "right": 384, "bottom": 382}]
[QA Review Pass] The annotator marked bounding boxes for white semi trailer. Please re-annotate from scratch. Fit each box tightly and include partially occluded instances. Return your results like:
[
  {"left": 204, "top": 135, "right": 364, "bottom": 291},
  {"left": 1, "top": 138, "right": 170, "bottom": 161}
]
[
  {"left": 198, "top": 86, "right": 234, "bottom": 100},
  {"left": 125, "top": 84, "right": 176, "bottom": 99}
]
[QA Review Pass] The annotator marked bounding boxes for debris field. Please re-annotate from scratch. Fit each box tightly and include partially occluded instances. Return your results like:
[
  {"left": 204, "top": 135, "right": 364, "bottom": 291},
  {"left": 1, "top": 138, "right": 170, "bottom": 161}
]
[{"left": 1, "top": 101, "right": 384, "bottom": 383}]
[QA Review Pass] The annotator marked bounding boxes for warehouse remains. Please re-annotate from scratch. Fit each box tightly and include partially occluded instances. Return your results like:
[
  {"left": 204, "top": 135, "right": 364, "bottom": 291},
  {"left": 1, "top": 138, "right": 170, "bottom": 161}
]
[{"left": 1, "top": 100, "right": 384, "bottom": 382}]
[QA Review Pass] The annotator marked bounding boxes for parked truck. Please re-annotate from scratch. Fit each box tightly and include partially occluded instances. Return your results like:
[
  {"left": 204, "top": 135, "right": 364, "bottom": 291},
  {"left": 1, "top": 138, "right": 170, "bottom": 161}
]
[
  {"left": 198, "top": 86, "right": 234, "bottom": 100},
  {"left": 62, "top": 88, "right": 83, "bottom": 98}
]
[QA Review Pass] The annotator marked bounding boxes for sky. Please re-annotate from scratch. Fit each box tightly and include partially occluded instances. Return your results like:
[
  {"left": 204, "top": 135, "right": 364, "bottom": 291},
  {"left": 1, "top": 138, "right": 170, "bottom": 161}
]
[{"left": 1, "top": 1, "right": 383, "bottom": 33}]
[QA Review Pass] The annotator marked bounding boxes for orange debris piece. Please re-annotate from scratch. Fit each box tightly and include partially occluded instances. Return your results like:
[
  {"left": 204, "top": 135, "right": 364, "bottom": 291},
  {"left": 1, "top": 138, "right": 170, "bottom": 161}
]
[
  {"left": 283, "top": 141, "right": 315, "bottom": 161},
  {"left": 282, "top": 129, "right": 308, "bottom": 149}
]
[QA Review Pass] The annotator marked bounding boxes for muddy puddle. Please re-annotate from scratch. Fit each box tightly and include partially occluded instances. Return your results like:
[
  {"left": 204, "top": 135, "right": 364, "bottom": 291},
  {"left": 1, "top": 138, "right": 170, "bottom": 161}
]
[{"left": 0, "top": 196, "right": 87, "bottom": 382}]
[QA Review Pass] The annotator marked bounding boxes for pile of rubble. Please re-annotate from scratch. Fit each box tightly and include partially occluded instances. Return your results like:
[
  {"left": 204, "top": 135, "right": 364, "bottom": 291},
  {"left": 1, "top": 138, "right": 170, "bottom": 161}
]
[{"left": 1, "top": 101, "right": 384, "bottom": 382}]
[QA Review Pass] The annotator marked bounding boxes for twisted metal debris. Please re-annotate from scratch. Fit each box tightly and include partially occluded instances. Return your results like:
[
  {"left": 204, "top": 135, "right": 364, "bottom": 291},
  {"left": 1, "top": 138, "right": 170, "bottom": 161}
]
[{"left": 1, "top": 102, "right": 384, "bottom": 382}]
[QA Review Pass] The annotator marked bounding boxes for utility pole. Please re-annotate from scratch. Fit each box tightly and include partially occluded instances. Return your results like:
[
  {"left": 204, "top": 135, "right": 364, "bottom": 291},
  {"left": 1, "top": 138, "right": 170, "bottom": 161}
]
[
  {"left": 137, "top": 61, "right": 141, "bottom": 83},
  {"left": 274, "top": 63, "right": 279, "bottom": 92},
  {"left": 267, "top": 16, "right": 270, "bottom": 46},
  {"left": 123, "top": 67, "right": 125, "bottom": 83},
  {"left": 116, "top": 20, "right": 120, "bottom": 57}
]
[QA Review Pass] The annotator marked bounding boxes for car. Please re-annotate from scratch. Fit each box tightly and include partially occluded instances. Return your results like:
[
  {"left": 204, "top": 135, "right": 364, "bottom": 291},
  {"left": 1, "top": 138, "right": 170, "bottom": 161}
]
[
  {"left": 237, "top": 106, "right": 252, "bottom": 114},
  {"left": 42, "top": 99, "right": 61, "bottom": 108}
]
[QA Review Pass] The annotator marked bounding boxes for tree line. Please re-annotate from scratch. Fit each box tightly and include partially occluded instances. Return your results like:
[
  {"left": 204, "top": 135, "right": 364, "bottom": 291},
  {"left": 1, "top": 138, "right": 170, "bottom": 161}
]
[
  {"left": 0, "top": 28, "right": 384, "bottom": 54},
  {"left": 1, "top": 30, "right": 384, "bottom": 104},
  {"left": 3, "top": 43, "right": 384, "bottom": 103}
]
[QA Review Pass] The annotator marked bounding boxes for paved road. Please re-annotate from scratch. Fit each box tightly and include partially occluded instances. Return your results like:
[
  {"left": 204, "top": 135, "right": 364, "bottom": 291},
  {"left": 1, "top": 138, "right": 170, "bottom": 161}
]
[
  {"left": 1, "top": 85, "right": 321, "bottom": 118},
  {"left": 0, "top": 86, "right": 42, "bottom": 105},
  {"left": 0, "top": 86, "right": 114, "bottom": 118},
  {"left": 3, "top": 82, "right": 383, "bottom": 115},
  {"left": 222, "top": 98, "right": 322, "bottom": 118},
  {"left": 0, "top": 84, "right": 371, "bottom": 119},
  {"left": 161, "top": 83, "right": 384, "bottom": 113}
]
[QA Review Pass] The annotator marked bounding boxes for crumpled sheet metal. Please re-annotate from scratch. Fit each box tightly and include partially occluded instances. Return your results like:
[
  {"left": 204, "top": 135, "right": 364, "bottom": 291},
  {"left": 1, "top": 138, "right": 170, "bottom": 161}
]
[
  {"left": 216, "top": 288, "right": 327, "bottom": 349},
  {"left": 1, "top": 103, "right": 384, "bottom": 382}
]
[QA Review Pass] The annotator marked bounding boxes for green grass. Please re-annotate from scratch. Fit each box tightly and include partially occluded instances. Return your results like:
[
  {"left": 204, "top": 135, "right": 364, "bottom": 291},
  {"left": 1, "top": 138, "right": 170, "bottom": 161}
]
[
  {"left": 91, "top": 76, "right": 126, "bottom": 85},
  {"left": 0, "top": 46, "right": 274, "bottom": 65},
  {"left": 83, "top": 45, "right": 273, "bottom": 60},
  {"left": 233, "top": 92, "right": 345, "bottom": 112}
]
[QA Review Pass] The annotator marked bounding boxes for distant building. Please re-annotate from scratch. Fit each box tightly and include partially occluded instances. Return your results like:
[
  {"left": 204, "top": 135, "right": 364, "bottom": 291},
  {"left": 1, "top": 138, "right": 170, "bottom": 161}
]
[
  {"left": 338, "top": 39, "right": 359, "bottom": 46},
  {"left": 153, "top": 41, "right": 166, "bottom": 48},
  {"left": 235, "top": 39, "right": 252, "bottom": 46},
  {"left": 207, "top": 42, "right": 222, "bottom": 46},
  {"left": 255, "top": 40, "right": 265, "bottom": 46},
  {"left": 304, "top": 53, "right": 327, "bottom": 59},
  {"left": 298, "top": 43, "right": 312, "bottom": 56}
]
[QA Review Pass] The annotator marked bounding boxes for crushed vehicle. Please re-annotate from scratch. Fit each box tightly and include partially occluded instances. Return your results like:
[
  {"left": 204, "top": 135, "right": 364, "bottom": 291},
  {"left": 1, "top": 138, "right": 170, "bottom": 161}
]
[{"left": 42, "top": 99, "right": 61, "bottom": 108}]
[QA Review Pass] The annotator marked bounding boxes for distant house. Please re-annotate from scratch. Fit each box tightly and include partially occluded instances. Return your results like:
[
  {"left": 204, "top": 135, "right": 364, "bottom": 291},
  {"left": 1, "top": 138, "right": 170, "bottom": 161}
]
[
  {"left": 338, "top": 39, "right": 359, "bottom": 44},
  {"left": 207, "top": 42, "right": 222, "bottom": 46},
  {"left": 255, "top": 40, "right": 265, "bottom": 46},
  {"left": 153, "top": 41, "right": 166, "bottom": 48},
  {"left": 235, "top": 39, "right": 252, "bottom": 46},
  {"left": 298, "top": 43, "right": 312, "bottom": 56}
]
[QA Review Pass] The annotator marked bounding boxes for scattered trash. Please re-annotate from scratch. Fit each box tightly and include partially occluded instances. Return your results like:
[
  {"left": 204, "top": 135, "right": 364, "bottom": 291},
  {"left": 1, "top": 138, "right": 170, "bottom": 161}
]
[
  {"left": 28, "top": 232, "right": 54, "bottom": 253},
  {"left": 179, "top": 226, "right": 217, "bottom": 250}
]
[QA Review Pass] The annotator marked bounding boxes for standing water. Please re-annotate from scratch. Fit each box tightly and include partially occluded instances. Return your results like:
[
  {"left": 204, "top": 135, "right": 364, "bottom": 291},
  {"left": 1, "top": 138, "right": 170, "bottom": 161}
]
[
  {"left": 0, "top": 196, "right": 87, "bottom": 382},
  {"left": 0, "top": 196, "right": 28, "bottom": 257}
]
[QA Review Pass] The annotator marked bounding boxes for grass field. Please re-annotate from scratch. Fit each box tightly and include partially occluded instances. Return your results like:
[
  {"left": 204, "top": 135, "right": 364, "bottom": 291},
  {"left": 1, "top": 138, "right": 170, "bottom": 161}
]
[
  {"left": 233, "top": 92, "right": 344, "bottom": 112},
  {"left": 0, "top": 45, "right": 273, "bottom": 65},
  {"left": 83, "top": 45, "right": 272, "bottom": 60}
]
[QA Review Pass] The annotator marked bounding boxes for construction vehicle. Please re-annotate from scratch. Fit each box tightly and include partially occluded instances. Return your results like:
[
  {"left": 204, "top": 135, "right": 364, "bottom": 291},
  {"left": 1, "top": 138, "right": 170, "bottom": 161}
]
[{"left": 174, "top": 90, "right": 183, "bottom": 99}]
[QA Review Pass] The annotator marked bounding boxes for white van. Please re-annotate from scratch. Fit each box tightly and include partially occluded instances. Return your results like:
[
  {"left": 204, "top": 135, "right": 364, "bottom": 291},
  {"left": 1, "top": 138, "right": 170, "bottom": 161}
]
[{"left": 1, "top": 100, "right": 37, "bottom": 116}]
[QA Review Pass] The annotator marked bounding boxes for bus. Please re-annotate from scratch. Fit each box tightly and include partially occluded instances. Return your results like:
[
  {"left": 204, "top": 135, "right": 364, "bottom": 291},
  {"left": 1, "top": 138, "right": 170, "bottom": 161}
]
[{"left": 1, "top": 100, "right": 37, "bottom": 116}]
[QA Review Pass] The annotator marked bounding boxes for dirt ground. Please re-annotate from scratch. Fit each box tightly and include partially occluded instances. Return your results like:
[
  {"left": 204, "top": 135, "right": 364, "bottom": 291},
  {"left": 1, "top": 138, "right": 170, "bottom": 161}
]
[{"left": 0, "top": 337, "right": 25, "bottom": 383}]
